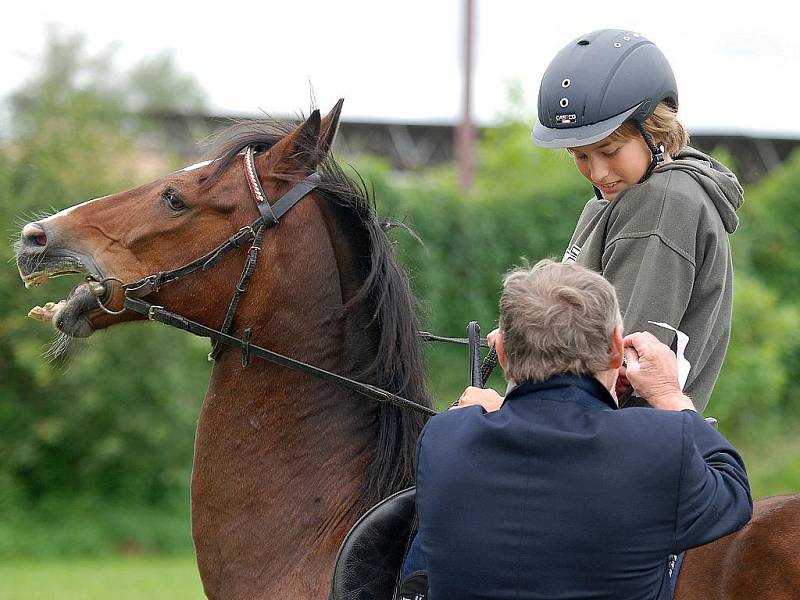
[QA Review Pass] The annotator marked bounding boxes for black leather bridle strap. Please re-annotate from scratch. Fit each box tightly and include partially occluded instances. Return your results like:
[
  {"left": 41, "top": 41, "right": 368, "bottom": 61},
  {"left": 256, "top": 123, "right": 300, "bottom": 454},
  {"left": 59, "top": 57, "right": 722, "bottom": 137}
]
[
  {"left": 124, "top": 221, "right": 260, "bottom": 299},
  {"left": 244, "top": 146, "right": 278, "bottom": 226},
  {"left": 207, "top": 159, "right": 320, "bottom": 361},
  {"left": 418, "top": 331, "right": 489, "bottom": 347},
  {"left": 244, "top": 146, "right": 321, "bottom": 227},
  {"left": 123, "top": 297, "right": 437, "bottom": 417},
  {"left": 123, "top": 161, "right": 321, "bottom": 300},
  {"left": 271, "top": 172, "right": 321, "bottom": 220},
  {"left": 208, "top": 223, "right": 267, "bottom": 361}
]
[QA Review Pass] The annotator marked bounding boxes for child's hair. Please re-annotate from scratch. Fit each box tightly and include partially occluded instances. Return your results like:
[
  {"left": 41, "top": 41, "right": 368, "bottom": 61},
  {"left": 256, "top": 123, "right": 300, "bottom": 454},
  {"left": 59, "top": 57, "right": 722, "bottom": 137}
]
[{"left": 607, "top": 102, "right": 689, "bottom": 157}]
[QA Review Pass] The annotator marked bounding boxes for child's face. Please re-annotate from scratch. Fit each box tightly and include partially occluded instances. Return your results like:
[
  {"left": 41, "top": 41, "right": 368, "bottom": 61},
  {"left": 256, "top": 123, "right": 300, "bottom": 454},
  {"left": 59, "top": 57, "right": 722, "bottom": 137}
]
[{"left": 569, "top": 134, "right": 652, "bottom": 201}]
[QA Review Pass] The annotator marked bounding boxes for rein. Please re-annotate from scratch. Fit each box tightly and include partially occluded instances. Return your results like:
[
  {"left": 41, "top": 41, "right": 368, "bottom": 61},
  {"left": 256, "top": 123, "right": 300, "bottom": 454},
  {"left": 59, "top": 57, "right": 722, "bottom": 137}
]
[
  {"left": 95, "top": 147, "right": 444, "bottom": 417},
  {"left": 123, "top": 296, "right": 437, "bottom": 416}
]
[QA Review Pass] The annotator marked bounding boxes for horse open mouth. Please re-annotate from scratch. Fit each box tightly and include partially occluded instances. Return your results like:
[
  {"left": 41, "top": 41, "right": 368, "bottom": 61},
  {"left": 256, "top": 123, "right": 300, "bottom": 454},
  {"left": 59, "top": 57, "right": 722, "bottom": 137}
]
[{"left": 21, "top": 262, "right": 108, "bottom": 338}]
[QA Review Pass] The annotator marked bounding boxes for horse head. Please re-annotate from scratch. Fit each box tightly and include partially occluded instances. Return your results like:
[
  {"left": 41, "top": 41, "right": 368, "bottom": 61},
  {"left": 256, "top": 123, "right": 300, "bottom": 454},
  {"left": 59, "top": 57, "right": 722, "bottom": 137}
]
[{"left": 16, "top": 101, "right": 344, "bottom": 341}]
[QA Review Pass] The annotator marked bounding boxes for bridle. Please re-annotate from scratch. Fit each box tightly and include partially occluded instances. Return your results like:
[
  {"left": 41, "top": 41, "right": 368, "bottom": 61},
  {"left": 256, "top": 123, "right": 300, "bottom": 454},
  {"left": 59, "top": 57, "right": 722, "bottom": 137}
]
[
  {"left": 99, "top": 146, "right": 315, "bottom": 308},
  {"left": 93, "top": 147, "right": 441, "bottom": 416}
]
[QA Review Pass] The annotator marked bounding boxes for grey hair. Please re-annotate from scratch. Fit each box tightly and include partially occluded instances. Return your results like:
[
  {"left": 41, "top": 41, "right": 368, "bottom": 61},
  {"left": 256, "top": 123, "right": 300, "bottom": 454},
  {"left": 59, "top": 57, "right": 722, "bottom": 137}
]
[{"left": 499, "top": 259, "right": 621, "bottom": 383}]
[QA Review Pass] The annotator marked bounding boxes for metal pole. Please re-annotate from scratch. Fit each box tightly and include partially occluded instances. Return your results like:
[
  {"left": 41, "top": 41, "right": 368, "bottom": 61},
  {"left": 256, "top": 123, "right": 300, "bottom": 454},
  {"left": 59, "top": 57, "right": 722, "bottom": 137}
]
[{"left": 456, "top": 0, "right": 476, "bottom": 192}]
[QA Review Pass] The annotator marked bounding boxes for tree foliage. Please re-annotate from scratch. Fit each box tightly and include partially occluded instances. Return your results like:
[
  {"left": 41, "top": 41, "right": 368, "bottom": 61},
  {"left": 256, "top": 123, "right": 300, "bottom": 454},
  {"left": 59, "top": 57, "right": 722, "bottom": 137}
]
[
  {"left": 0, "top": 32, "right": 209, "bottom": 555},
  {"left": 734, "top": 149, "right": 800, "bottom": 300}
]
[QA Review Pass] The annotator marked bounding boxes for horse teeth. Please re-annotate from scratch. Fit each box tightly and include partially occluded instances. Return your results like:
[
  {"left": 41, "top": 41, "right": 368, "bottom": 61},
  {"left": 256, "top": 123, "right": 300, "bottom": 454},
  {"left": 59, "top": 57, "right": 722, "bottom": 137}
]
[
  {"left": 28, "top": 306, "right": 49, "bottom": 321},
  {"left": 88, "top": 282, "right": 106, "bottom": 297},
  {"left": 24, "top": 273, "right": 50, "bottom": 289},
  {"left": 27, "top": 300, "right": 66, "bottom": 323}
]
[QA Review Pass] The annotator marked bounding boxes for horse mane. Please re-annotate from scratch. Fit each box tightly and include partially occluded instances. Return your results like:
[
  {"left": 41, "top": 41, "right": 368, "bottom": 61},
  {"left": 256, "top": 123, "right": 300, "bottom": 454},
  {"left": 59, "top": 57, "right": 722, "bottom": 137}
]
[{"left": 204, "top": 118, "right": 432, "bottom": 506}]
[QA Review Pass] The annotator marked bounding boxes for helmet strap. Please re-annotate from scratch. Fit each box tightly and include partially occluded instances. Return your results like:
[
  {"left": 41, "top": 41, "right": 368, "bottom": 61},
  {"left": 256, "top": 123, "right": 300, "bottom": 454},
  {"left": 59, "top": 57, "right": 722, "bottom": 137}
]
[{"left": 636, "top": 121, "right": 665, "bottom": 183}]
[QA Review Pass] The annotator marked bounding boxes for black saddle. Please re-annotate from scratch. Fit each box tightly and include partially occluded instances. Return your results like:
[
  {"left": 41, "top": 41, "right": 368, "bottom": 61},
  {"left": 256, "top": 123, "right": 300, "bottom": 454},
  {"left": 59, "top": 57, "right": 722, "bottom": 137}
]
[{"left": 331, "top": 487, "right": 418, "bottom": 600}]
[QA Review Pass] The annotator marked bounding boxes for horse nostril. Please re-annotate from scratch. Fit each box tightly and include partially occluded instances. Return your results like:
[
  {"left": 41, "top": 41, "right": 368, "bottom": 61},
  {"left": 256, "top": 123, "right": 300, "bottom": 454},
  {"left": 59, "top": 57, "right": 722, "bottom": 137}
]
[{"left": 22, "top": 222, "right": 48, "bottom": 248}]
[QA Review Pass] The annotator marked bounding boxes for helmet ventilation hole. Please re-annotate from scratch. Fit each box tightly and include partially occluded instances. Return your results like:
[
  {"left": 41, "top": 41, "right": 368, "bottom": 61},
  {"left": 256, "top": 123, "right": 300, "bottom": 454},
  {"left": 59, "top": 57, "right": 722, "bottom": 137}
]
[
  {"left": 623, "top": 36, "right": 631, "bottom": 41},
  {"left": 560, "top": 98, "right": 569, "bottom": 108},
  {"left": 562, "top": 79, "right": 571, "bottom": 88},
  {"left": 577, "top": 40, "right": 590, "bottom": 46},
  {"left": 614, "top": 42, "right": 622, "bottom": 48}
]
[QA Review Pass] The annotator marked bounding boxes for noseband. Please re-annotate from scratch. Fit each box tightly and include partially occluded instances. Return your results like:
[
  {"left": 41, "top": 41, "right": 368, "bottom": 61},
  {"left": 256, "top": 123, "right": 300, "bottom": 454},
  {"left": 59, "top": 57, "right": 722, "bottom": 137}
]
[{"left": 93, "top": 147, "right": 437, "bottom": 417}]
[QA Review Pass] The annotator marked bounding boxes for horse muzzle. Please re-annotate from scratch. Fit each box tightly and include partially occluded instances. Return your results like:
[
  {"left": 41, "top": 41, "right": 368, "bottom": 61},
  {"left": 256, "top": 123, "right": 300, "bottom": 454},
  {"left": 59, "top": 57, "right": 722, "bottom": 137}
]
[{"left": 17, "top": 221, "right": 109, "bottom": 337}]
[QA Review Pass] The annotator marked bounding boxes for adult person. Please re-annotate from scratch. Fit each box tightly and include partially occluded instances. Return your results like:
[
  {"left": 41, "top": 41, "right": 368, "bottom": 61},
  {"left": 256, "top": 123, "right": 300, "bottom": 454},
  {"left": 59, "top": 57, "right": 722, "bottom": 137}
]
[
  {"left": 487, "top": 29, "right": 744, "bottom": 410},
  {"left": 413, "top": 259, "right": 751, "bottom": 600}
]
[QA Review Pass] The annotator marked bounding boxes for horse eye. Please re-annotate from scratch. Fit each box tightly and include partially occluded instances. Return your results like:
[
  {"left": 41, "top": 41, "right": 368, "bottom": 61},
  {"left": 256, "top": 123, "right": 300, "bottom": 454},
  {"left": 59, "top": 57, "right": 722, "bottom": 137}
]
[{"left": 162, "top": 189, "right": 187, "bottom": 212}]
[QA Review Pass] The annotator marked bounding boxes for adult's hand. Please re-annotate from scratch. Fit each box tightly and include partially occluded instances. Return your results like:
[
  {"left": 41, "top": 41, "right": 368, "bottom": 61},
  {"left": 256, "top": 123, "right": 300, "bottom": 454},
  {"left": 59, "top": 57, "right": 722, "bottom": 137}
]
[
  {"left": 451, "top": 386, "right": 504, "bottom": 412},
  {"left": 623, "top": 332, "right": 695, "bottom": 412},
  {"left": 487, "top": 328, "right": 501, "bottom": 350},
  {"left": 615, "top": 369, "right": 633, "bottom": 399}
]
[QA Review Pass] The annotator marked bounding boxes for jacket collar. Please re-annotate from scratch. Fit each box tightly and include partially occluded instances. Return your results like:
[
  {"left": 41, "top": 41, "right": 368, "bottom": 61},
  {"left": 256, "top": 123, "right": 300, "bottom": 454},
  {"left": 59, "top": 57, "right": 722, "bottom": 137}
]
[{"left": 505, "top": 374, "right": 618, "bottom": 411}]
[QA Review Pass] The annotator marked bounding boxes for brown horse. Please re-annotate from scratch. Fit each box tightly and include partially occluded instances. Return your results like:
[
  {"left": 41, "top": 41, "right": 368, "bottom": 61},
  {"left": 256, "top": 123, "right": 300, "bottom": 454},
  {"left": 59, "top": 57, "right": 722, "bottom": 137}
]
[
  {"left": 16, "top": 101, "right": 430, "bottom": 599},
  {"left": 674, "top": 494, "right": 800, "bottom": 599},
  {"left": 15, "top": 102, "right": 800, "bottom": 599}
]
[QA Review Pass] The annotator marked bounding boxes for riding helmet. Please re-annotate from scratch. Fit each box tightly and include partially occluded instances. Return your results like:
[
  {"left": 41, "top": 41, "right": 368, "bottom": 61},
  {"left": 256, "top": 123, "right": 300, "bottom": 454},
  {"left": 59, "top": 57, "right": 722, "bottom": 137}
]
[{"left": 532, "top": 29, "right": 678, "bottom": 149}]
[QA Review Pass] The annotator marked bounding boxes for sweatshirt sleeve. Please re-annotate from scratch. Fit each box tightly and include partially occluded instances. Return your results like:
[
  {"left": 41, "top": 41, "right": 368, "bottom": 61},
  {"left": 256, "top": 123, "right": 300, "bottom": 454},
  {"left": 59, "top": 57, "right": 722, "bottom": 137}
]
[
  {"left": 673, "top": 410, "right": 752, "bottom": 553},
  {"left": 601, "top": 233, "right": 695, "bottom": 346}
]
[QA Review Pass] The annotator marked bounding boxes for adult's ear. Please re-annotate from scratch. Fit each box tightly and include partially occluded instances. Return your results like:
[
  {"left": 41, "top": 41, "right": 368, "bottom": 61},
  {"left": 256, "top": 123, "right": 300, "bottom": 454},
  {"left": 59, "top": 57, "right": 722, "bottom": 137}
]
[
  {"left": 318, "top": 98, "right": 344, "bottom": 160},
  {"left": 495, "top": 333, "right": 509, "bottom": 372},
  {"left": 265, "top": 109, "right": 322, "bottom": 177},
  {"left": 608, "top": 323, "right": 624, "bottom": 370}
]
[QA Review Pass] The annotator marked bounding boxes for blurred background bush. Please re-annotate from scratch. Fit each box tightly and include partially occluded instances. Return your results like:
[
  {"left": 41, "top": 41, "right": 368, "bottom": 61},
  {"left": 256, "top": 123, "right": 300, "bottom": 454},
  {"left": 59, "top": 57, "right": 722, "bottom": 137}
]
[{"left": 2, "top": 31, "right": 799, "bottom": 561}]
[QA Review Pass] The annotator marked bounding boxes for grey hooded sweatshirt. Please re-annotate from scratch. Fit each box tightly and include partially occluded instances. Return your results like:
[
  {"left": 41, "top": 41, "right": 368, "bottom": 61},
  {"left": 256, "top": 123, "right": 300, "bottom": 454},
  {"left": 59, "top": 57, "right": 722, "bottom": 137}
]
[{"left": 563, "top": 147, "right": 743, "bottom": 411}]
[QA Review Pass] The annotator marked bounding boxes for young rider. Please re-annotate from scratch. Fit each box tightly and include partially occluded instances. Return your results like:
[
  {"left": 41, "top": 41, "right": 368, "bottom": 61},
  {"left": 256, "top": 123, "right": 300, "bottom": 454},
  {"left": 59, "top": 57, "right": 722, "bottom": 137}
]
[{"left": 475, "top": 28, "right": 743, "bottom": 411}]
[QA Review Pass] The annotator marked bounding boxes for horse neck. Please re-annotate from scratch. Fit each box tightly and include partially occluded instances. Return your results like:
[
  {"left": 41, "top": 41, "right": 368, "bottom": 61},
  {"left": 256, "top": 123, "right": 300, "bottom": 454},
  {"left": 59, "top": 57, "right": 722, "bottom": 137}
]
[{"left": 191, "top": 198, "right": 380, "bottom": 599}]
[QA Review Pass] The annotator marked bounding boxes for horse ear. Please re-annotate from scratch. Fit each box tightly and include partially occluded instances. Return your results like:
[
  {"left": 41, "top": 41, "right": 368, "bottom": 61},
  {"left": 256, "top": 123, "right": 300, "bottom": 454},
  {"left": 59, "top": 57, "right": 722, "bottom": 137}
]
[
  {"left": 318, "top": 99, "right": 344, "bottom": 159},
  {"left": 268, "top": 109, "right": 322, "bottom": 175}
]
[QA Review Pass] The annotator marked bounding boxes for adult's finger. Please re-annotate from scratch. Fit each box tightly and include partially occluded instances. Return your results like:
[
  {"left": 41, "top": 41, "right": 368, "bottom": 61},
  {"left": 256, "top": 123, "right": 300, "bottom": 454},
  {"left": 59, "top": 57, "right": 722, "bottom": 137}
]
[
  {"left": 623, "top": 331, "right": 659, "bottom": 352},
  {"left": 449, "top": 387, "right": 471, "bottom": 410},
  {"left": 623, "top": 347, "right": 640, "bottom": 366}
]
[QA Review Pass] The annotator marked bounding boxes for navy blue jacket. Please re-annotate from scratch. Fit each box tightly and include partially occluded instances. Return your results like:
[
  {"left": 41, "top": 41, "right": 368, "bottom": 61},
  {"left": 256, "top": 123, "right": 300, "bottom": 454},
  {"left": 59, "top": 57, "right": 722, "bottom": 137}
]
[{"left": 415, "top": 375, "right": 752, "bottom": 600}]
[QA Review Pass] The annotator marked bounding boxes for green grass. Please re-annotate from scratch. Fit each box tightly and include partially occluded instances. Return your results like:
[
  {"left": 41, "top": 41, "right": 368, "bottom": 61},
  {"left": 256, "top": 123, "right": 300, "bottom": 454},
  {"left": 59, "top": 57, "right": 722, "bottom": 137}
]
[{"left": 0, "top": 556, "right": 204, "bottom": 600}]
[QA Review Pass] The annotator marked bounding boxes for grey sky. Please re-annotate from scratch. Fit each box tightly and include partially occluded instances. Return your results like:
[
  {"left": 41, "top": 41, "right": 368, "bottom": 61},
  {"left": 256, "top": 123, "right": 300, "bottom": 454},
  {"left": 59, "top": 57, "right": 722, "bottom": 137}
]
[{"left": 4, "top": 0, "right": 800, "bottom": 136}]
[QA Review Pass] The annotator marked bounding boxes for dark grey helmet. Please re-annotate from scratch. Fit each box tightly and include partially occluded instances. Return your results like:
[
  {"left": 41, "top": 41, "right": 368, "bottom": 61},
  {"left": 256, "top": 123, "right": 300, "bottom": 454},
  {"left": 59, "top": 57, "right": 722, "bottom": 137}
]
[{"left": 532, "top": 29, "right": 678, "bottom": 149}]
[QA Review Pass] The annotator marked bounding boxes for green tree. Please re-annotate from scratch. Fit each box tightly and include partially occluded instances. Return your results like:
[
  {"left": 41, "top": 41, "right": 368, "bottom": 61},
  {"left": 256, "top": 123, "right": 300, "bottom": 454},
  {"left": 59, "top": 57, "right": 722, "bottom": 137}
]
[
  {"left": 126, "top": 52, "right": 207, "bottom": 114},
  {"left": 735, "top": 148, "right": 800, "bottom": 301},
  {"left": 0, "top": 31, "right": 210, "bottom": 556},
  {"left": 710, "top": 274, "right": 800, "bottom": 438}
]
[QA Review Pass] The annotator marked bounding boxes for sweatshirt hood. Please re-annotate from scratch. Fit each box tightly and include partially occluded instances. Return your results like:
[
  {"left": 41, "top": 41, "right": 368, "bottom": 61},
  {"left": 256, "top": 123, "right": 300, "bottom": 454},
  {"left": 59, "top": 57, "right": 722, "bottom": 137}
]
[{"left": 655, "top": 147, "right": 744, "bottom": 233}]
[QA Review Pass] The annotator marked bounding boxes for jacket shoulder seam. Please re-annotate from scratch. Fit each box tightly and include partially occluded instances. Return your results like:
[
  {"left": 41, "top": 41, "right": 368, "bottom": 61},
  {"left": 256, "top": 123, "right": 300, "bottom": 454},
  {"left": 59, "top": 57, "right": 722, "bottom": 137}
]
[
  {"left": 607, "top": 171, "right": 699, "bottom": 265},
  {"left": 604, "top": 231, "right": 696, "bottom": 267}
]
